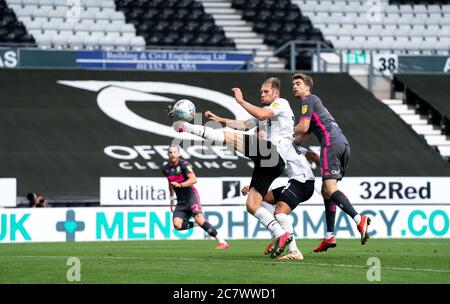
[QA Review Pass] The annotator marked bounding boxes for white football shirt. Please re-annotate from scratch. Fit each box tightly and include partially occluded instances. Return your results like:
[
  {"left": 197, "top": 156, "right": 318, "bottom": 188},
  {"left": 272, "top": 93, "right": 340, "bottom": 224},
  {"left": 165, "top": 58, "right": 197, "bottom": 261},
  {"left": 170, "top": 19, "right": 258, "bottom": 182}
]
[
  {"left": 250, "top": 98, "right": 315, "bottom": 183},
  {"left": 249, "top": 98, "right": 295, "bottom": 146}
]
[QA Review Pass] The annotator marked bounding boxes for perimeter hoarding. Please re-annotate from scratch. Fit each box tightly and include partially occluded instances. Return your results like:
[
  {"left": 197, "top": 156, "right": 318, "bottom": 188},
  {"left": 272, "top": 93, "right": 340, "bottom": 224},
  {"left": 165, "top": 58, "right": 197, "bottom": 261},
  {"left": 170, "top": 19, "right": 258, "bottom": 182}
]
[
  {"left": 99, "top": 177, "right": 447, "bottom": 206},
  {"left": 0, "top": 178, "right": 16, "bottom": 207},
  {"left": 0, "top": 205, "right": 448, "bottom": 243}
]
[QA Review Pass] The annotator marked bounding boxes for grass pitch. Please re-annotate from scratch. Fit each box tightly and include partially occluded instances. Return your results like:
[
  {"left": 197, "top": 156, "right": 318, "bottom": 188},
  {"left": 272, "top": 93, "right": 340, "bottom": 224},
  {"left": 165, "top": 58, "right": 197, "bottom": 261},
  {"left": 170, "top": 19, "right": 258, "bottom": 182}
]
[{"left": 0, "top": 239, "right": 448, "bottom": 284}]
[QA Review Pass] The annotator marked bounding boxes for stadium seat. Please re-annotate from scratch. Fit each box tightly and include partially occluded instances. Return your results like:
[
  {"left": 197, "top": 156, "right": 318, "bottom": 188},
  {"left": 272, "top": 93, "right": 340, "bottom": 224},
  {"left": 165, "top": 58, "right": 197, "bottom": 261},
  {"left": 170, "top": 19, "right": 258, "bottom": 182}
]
[
  {"left": 232, "top": 0, "right": 329, "bottom": 69},
  {"left": 293, "top": 0, "right": 450, "bottom": 54},
  {"left": 116, "top": 0, "right": 234, "bottom": 48},
  {"left": 6, "top": 0, "right": 144, "bottom": 50}
]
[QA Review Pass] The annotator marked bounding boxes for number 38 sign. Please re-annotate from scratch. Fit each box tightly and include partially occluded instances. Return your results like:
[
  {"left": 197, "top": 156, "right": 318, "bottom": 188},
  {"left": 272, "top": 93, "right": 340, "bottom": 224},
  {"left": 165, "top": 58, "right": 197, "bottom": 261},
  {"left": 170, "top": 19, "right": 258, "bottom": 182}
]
[{"left": 373, "top": 53, "right": 398, "bottom": 75}]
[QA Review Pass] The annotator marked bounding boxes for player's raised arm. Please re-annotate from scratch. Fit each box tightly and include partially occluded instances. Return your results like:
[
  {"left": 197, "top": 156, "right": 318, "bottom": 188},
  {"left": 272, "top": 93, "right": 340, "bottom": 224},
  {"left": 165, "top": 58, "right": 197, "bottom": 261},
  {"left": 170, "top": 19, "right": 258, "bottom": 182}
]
[
  {"left": 232, "top": 88, "right": 274, "bottom": 121},
  {"left": 204, "top": 110, "right": 255, "bottom": 131}
]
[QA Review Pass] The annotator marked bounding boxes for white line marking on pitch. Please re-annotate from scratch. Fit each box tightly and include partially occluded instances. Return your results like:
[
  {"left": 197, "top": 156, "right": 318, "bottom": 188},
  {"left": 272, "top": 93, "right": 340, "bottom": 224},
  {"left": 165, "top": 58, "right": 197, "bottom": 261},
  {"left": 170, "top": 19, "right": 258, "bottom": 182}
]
[{"left": 3, "top": 255, "right": 450, "bottom": 274}]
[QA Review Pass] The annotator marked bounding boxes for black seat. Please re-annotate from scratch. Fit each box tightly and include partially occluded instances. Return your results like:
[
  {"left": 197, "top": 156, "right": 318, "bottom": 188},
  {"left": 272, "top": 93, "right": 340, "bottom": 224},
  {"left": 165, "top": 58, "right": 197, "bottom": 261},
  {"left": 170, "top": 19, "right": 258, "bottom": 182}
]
[
  {"left": 160, "top": 8, "right": 176, "bottom": 20},
  {"left": 146, "top": 32, "right": 166, "bottom": 45},
  {"left": 242, "top": 10, "right": 257, "bottom": 20},
  {"left": 253, "top": 21, "right": 267, "bottom": 33},
  {"left": 178, "top": 32, "right": 195, "bottom": 45},
  {"left": 266, "top": 22, "right": 283, "bottom": 34},
  {"left": 115, "top": 0, "right": 239, "bottom": 48},
  {"left": 153, "top": 20, "right": 170, "bottom": 32},
  {"left": 272, "top": 10, "right": 287, "bottom": 20},
  {"left": 191, "top": 32, "right": 211, "bottom": 46},
  {"left": 208, "top": 32, "right": 225, "bottom": 43},
  {"left": 169, "top": 20, "right": 185, "bottom": 32},
  {"left": 185, "top": 20, "right": 201, "bottom": 32},
  {"left": 141, "top": 9, "right": 159, "bottom": 20},
  {"left": 178, "top": 0, "right": 195, "bottom": 9},
  {"left": 231, "top": 0, "right": 246, "bottom": 9},
  {"left": 258, "top": 10, "right": 272, "bottom": 21},
  {"left": 162, "top": 32, "right": 180, "bottom": 45},
  {"left": 188, "top": 8, "right": 205, "bottom": 20},
  {"left": 174, "top": 8, "right": 190, "bottom": 20},
  {"left": 197, "top": 21, "right": 216, "bottom": 33}
]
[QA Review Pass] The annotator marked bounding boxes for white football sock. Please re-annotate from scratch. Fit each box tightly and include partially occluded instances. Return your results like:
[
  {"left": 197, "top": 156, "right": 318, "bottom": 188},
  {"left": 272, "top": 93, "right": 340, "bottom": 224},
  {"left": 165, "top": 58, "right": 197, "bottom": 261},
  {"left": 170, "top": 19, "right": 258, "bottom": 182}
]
[
  {"left": 262, "top": 201, "right": 275, "bottom": 214},
  {"left": 325, "top": 232, "right": 335, "bottom": 239},
  {"left": 276, "top": 213, "right": 298, "bottom": 252},
  {"left": 182, "top": 122, "right": 225, "bottom": 143},
  {"left": 262, "top": 202, "right": 276, "bottom": 239},
  {"left": 215, "top": 234, "right": 226, "bottom": 244},
  {"left": 353, "top": 214, "right": 361, "bottom": 225},
  {"left": 254, "top": 207, "right": 285, "bottom": 238}
]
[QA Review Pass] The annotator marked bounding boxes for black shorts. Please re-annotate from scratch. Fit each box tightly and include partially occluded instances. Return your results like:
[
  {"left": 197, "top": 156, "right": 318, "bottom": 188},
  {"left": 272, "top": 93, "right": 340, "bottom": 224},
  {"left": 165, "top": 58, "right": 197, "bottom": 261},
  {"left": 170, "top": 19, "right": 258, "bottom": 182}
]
[
  {"left": 244, "top": 134, "right": 285, "bottom": 197},
  {"left": 320, "top": 143, "right": 350, "bottom": 181},
  {"left": 272, "top": 179, "right": 315, "bottom": 210},
  {"left": 173, "top": 189, "right": 203, "bottom": 221}
]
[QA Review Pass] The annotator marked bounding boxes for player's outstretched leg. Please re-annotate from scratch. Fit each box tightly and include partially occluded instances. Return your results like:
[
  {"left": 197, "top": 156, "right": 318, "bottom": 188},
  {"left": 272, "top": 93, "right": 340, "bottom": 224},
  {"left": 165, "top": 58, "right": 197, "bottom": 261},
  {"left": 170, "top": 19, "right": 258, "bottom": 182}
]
[
  {"left": 357, "top": 215, "right": 371, "bottom": 245},
  {"left": 172, "top": 121, "right": 248, "bottom": 156},
  {"left": 323, "top": 180, "right": 371, "bottom": 245},
  {"left": 330, "top": 190, "right": 371, "bottom": 245},
  {"left": 172, "top": 120, "right": 225, "bottom": 142}
]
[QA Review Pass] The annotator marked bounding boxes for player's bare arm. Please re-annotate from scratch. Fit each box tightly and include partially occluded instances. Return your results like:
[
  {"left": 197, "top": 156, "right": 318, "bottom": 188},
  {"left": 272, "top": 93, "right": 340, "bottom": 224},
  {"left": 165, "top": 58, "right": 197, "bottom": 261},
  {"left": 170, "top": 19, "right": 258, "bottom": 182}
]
[
  {"left": 294, "top": 119, "right": 311, "bottom": 145},
  {"left": 204, "top": 111, "right": 255, "bottom": 130},
  {"left": 232, "top": 88, "right": 274, "bottom": 121},
  {"left": 306, "top": 151, "right": 320, "bottom": 166},
  {"left": 170, "top": 172, "right": 197, "bottom": 188}
]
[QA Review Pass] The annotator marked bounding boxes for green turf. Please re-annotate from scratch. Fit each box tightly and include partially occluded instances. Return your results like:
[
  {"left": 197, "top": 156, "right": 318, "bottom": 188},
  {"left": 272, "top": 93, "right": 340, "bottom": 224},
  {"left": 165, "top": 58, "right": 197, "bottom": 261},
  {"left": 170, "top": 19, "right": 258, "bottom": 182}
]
[{"left": 0, "top": 239, "right": 449, "bottom": 284}]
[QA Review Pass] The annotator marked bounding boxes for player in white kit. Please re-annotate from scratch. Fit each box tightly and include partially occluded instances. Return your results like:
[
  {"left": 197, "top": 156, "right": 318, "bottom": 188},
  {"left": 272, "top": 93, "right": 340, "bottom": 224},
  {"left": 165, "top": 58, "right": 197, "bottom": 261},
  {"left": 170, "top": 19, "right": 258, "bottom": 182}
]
[{"left": 170, "top": 77, "right": 315, "bottom": 258}]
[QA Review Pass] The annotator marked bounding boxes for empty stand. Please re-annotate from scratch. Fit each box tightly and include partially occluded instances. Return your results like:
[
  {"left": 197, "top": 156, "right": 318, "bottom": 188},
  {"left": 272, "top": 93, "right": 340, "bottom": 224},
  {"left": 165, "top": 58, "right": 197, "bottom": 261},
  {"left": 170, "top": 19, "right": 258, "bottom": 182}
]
[
  {"left": 390, "top": 0, "right": 450, "bottom": 4},
  {"left": 198, "top": 0, "right": 286, "bottom": 70},
  {"left": 295, "top": 0, "right": 450, "bottom": 55},
  {"left": 8, "top": 0, "right": 145, "bottom": 50},
  {"left": 116, "top": 0, "right": 235, "bottom": 48},
  {"left": 232, "top": 0, "right": 332, "bottom": 70}
]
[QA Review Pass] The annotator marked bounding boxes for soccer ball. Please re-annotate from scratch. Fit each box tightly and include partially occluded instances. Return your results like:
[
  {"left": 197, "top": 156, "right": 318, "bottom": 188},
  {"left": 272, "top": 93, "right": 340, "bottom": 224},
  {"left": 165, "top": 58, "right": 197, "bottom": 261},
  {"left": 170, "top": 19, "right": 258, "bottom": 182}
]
[{"left": 173, "top": 99, "right": 196, "bottom": 122}]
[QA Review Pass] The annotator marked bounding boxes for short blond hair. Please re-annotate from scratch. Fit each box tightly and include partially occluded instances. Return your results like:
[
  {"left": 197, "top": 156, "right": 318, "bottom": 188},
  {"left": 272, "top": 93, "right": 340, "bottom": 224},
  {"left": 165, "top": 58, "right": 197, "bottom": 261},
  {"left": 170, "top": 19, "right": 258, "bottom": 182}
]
[{"left": 264, "top": 77, "right": 281, "bottom": 92}]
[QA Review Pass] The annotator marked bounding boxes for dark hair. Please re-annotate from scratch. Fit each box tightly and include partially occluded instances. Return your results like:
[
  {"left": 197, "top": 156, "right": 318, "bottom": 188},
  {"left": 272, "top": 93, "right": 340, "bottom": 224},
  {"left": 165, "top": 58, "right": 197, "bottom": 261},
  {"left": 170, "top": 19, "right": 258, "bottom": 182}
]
[
  {"left": 264, "top": 77, "right": 281, "bottom": 92},
  {"left": 292, "top": 73, "right": 313, "bottom": 90},
  {"left": 26, "top": 192, "right": 36, "bottom": 202}
]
